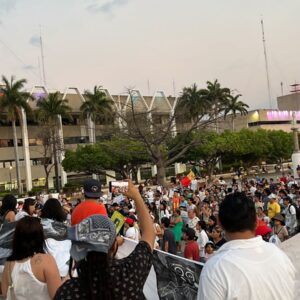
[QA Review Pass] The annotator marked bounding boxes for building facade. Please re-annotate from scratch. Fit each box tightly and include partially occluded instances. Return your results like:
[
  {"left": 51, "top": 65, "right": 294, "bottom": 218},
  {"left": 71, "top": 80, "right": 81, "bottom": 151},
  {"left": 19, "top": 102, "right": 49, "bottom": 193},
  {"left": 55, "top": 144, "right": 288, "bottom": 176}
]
[{"left": 0, "top": 87, "right": 179, "bottom": 192}]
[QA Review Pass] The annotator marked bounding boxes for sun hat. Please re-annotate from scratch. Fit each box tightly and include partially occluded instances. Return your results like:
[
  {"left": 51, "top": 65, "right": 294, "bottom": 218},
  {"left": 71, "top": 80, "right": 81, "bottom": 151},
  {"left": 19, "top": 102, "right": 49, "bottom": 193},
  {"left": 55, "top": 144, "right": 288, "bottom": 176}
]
[
  {"left": 83, "top": 179, "right": 102, "bottom": 198},
  {"left": 272, "top": 213, "right": 285, "bottom": 224},
  {"left": 68, "top": 214, "right": 116, "bottom": 261}
]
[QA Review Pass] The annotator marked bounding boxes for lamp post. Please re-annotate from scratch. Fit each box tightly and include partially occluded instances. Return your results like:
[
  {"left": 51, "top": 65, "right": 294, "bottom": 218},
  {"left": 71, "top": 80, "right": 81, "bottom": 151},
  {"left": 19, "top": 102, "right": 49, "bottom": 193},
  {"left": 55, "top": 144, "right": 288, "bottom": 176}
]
[
  {"left": 9, "top": 166, "right": 12, "bottom": 191},
  {"left": 291, "top": 112, "right": 300, "bottom": 178}
]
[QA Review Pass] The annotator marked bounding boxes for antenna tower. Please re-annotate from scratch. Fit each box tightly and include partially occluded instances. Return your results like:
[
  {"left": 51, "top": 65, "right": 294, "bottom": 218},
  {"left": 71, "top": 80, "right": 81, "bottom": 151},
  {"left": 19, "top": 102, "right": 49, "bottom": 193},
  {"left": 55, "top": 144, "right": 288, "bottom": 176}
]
[
  {"left": 40, "top": 26, "right": 47, "bottom": 86},
  {"left": 261, "top": 19, "right": 272, "bottom": 108}
]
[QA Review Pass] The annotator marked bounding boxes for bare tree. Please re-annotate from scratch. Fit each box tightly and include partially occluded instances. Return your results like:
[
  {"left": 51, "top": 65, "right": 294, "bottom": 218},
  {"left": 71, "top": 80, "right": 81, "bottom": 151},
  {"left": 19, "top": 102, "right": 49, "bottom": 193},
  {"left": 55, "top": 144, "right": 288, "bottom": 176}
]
[
  {"left": 116, "top": 84, "right": 228, "bottom": 186},
  {"left": 36, "top": 125, "right": 64, "bottom": 192}
]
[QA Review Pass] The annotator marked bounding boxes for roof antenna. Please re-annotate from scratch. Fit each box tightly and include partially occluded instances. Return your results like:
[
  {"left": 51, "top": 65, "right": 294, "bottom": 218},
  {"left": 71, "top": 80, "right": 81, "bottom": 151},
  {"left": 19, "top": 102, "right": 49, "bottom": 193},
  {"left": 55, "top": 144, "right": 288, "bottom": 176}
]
[
  {"left": 261, "top": 18, "right": 272, "bottom": 108},
  {"left": 39, "top": 25, "right": 47, "bottom": 86}
]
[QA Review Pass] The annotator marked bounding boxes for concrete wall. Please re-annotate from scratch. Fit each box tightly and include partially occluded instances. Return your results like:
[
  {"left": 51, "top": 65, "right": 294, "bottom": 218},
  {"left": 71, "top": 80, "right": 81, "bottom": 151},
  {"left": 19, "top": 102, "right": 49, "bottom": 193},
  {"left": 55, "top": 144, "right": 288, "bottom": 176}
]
[{"left": 278, "top": 93, "right": 300, "bottom": 111}]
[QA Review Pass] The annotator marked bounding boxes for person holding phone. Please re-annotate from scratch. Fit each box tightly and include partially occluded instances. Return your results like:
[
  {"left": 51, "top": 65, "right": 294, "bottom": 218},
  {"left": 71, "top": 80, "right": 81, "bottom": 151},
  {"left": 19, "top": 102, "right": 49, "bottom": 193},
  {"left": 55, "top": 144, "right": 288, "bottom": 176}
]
[{"left": 55, "top": 180, "right": 155, "bottom": 300}]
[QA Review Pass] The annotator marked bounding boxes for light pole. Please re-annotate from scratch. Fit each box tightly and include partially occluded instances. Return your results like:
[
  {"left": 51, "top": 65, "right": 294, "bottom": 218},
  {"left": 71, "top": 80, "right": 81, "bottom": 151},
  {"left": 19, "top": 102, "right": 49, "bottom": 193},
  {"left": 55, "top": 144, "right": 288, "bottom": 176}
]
[
  {"left": 291, "top": 112, "right": 300, "bottom": 178},
  {"left": 9, "top": 166, "right": 12, "bottom": 191}
]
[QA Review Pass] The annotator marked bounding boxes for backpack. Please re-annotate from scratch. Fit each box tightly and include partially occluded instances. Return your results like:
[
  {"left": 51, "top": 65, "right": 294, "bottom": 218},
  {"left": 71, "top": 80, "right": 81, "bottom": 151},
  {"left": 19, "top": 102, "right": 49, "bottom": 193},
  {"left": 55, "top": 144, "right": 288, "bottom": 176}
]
[{"left": 288, "top": 203, "right": 300, "bottom": 220}]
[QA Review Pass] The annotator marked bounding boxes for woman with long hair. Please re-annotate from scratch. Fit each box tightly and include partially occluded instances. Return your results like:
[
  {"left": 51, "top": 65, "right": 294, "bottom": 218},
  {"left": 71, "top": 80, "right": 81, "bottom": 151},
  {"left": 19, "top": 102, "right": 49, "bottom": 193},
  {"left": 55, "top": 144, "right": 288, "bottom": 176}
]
[
  {"left": 1, "top": 217, "right": 61, "bottom": 299},
  {"left": 40, "top": 198, "right": 70, "bottom": 278},
  {"left": 0, "top": 195, "right": 17, "bottom": 223},
  {"left": 55, "top": 180, "right": 155, "bottom": 300},
  {"left": 15, "top": 198, "right": 36, "bottom": 221}
]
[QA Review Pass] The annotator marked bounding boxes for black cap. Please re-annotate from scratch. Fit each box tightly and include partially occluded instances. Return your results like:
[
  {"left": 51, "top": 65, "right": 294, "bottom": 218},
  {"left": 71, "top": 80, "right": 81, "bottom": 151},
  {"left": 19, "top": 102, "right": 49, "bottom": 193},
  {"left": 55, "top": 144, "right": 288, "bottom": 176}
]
[{"left": 84, "top": 179, "right": 102, "bottom": 198}]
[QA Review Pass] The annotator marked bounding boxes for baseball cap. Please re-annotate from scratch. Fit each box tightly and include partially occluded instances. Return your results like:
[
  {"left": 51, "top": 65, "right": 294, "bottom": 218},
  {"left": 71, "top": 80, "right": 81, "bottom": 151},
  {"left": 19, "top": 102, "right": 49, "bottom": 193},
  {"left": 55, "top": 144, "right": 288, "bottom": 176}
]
[
  {"left": 68, "top": 214, "right": 116, "bottom": 261},
  {"left": 268, "top": 193, "right": 277, "bottom": 200},
  {"left": 83, "top": 179, "right": 102, "bottom": 198}
]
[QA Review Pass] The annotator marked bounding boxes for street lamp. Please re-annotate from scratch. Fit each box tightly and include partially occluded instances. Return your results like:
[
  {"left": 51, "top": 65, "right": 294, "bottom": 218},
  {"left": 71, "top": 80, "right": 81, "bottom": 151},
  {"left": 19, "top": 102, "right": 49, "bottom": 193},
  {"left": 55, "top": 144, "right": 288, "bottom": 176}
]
[{"left": 9, "top": 166, "right": 12, "bottom": 191}]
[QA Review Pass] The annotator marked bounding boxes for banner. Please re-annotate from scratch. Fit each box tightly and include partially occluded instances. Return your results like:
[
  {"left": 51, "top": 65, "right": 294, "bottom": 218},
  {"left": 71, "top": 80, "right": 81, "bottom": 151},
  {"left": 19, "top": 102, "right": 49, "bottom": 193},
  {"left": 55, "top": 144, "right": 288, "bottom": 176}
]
[{"left": 117, "top": 238, "right": 204, "bottom": 300}]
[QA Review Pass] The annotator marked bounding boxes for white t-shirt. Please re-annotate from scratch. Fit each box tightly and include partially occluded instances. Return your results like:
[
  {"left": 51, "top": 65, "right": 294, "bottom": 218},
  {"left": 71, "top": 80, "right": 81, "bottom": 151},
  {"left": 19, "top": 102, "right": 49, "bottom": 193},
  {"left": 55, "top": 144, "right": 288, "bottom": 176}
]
[
  {"left": 125, "top": 227, "right": 140, "bottom": 242},
  {"left": 197, "top": 236, "right": 296, "bottom": 300},
  {"left": 197, "top": 229, "right": 209, "bottom": 257},
  {"left": 190, "top": 179, "right": 198, "bottom": 192}
]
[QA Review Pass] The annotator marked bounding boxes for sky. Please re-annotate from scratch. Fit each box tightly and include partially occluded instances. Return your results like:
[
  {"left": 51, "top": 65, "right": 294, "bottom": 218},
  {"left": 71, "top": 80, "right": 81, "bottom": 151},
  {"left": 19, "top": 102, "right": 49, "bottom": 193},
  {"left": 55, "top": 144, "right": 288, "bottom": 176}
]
[{"left": 0, "top": 0, "right": 300, "bottom": 109}]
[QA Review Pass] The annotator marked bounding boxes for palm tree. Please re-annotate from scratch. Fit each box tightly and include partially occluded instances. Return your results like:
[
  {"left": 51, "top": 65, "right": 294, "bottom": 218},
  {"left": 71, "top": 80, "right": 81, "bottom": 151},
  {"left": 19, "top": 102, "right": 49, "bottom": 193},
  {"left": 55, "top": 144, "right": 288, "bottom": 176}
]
[
  {"left": 0, "top": 75, "right": 33, "bottom": 195},
  {"left": 80, "top": 86, "right": 113, "bottom": 143},
  {"left": 201, "top": 80, "right": 231, "bottom": 132},
  {"left": 36, "top": 92, "right": 72, "bottom": 191},
  {"left": 176, "top": 83, "right": 209, "bottom": 121},
  {"left": 224, "top": 94, "right": 249, "bottom": 131}
]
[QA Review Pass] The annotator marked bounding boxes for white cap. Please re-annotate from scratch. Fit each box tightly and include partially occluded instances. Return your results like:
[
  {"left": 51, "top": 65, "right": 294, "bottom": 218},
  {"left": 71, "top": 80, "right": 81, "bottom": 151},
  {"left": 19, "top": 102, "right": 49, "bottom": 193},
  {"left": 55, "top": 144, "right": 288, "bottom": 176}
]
[{"left": 268, "top": 193, "right": 277, "bottom": 199}]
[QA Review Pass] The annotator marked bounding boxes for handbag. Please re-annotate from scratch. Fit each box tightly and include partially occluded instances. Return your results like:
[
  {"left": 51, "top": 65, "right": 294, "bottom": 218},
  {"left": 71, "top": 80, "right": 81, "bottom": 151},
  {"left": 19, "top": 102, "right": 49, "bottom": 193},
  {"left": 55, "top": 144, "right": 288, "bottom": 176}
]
[{"left": 7, "top": 262, "right": 16, "bottom": 300}]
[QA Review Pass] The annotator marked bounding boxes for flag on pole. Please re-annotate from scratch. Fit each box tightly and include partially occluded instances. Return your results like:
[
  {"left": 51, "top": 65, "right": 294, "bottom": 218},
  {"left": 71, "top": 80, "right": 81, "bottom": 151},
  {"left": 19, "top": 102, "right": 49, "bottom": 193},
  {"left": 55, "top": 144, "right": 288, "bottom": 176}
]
[{"left": 180, "top": 170, "right": 196, "bottom": 187}]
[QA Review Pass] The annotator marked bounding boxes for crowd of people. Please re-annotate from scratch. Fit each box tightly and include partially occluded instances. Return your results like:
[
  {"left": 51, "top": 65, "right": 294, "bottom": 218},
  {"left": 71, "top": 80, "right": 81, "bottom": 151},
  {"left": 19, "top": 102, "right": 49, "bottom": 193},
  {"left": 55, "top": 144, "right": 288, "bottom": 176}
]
[{"left": 0, "top": 171, "right": 298, "bottom": 299}]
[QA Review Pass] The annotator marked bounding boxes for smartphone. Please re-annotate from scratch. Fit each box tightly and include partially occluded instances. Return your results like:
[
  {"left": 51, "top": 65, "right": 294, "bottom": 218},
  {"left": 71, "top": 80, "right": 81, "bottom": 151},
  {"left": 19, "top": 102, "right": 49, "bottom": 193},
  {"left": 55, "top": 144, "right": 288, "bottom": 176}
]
[{"left": 109, "top": 181, "right": 128, "bottom": 193}]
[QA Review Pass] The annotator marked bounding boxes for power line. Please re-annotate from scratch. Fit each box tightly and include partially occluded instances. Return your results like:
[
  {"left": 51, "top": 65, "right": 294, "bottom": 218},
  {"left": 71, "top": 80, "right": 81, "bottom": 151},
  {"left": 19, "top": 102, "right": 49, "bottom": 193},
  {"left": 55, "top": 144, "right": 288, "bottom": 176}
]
[{"left": 0, "top": 38, "right": 40, "bottom": 80}]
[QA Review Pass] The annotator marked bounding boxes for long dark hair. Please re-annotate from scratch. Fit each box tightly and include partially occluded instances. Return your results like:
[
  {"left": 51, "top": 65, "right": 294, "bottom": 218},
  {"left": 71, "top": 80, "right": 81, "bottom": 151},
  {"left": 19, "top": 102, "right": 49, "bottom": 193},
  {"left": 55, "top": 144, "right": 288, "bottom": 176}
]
[
  {"left": 22, "top": 198, "right": 36, "bottom": 215},
  {"left": 0, "top": 194, "right": 17, "bottom": 216},
  {"left": 40, "top": 198, "right": 66, "bottom": 222},
  {"left": 69, "top": 252, "right": 113, "bottom": 300},
  {"left": 7, "top": 216, "right": 45, "bottom": 261}
]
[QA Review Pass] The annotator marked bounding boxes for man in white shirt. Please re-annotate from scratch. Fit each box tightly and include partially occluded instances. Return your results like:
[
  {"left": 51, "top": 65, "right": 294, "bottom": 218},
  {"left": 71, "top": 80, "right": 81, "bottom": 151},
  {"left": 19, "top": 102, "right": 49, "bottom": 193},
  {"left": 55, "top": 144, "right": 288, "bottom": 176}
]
[
  {"left": 187, "top": 209, "right": 199, "bottom": 234},
  {"left": 283, "top": 197, "right": 298, "bottom": 235},
  {"left": 197, "top": 192, "right": 296, "bottom": 300}
]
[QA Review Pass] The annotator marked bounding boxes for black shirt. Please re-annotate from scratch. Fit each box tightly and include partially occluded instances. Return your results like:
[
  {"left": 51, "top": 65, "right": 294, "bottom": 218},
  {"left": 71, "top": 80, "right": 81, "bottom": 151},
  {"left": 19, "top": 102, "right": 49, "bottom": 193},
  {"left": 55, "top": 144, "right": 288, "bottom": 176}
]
[
  {"left": 54, "top": 241, "right": 153, "bottom": 300},
  {"left": 162, "top": 228, "right": 177, "bottom": 255}
]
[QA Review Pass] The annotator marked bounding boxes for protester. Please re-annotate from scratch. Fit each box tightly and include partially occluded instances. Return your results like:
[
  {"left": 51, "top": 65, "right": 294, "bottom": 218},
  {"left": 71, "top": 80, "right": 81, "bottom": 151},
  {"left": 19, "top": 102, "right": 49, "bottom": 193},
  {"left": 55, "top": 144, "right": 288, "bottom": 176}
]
[
  {"left": 197, "top": 192, "right": 296, "bottom": 300},
  {"left": 40, "top": 198, "right": 71, "bottom": 277},
  {"left": 1, "top": 217, "right": 61, "bottom": 299},
  {"left": 54, "top": 180, "right": 155, "bottom": 300},
  {"left": 209, "top": 225, "right": 226, "bottom": 250},
  {"left": 170, "top": 209, "right": 183, "bottom": 252},
  {"left": 15, "top": 198, "right": 36, "bottom": 221},
  {"left": 196, "top": 221, "right": 209, "bottom": 257},
  {"left": 203, "top": 241, "right": 215, "bottom": 262},
  {"left": 182, "top": 228, "right": 200, "bottom": 261},
  {"left": 283, "top": 197, "right": 298, "bottom": 235},
  {"left": 186, "top": 209, "right": 199, "bottom": 234},
  {"left": 161, "top": 217, "right": 177, "bottom": 255},
  {"left": 267, "top": 193, "right": 281, "bottom": 220},
  {"left": 0, "top": 195, "right": 17, "bottom": 223},
  {"left": 270, "top": 213, "right": 289, "bottom": 244},
  {"left": 71, "top": 179, "right": 107, "bottom": 225},
  {"left": 124, "top": 216, "right": 140, "bottom": 242}
]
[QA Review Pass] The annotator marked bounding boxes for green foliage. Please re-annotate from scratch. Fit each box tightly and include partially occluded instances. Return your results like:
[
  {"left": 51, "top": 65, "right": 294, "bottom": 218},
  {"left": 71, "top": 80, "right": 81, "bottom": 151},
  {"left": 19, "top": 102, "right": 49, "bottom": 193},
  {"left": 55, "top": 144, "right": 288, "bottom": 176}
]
[
  {"left": 81, "top": 86, "right": 113, "bottom": 122},
  {"left": 62, "top": 137, "right": 150, "bottom": 177},
  {"left": 0, "top": 75, "right": 33, "bottom": 120},
  {"left": 183, "top": 129, "right": 293, "bottom": 175}
]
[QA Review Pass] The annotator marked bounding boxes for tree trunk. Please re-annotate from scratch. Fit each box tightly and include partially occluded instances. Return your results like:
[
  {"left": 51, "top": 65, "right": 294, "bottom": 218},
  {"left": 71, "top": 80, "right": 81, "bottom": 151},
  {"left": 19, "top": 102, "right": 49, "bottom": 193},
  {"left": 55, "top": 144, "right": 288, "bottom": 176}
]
[
  {"left": 52, "top": 128, "right": 60, "bottom": 192},
  {"left": 156, "top": 161, "right": 167, "bottom": 187},
  {"left": 12, "top": 120, "right": 22, "bottom": 195},
  {"left": 232, "top": 116, "right": 235, "bottom": 132}
]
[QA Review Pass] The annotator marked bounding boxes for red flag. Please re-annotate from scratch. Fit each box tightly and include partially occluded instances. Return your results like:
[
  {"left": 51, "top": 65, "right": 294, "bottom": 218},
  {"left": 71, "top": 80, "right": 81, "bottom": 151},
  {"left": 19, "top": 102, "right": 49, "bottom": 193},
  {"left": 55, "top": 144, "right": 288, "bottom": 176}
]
[{"left": 180, "top": 170, "right": 195, "bottom": 187}]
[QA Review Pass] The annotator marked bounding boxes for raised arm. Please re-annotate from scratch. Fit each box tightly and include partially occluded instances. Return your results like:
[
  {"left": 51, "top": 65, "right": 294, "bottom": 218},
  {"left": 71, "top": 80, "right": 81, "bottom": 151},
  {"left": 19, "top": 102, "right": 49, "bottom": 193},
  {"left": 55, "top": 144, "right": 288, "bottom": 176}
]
[{"left": 124, "top": 180, "right": 155, "bottom": 251}]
